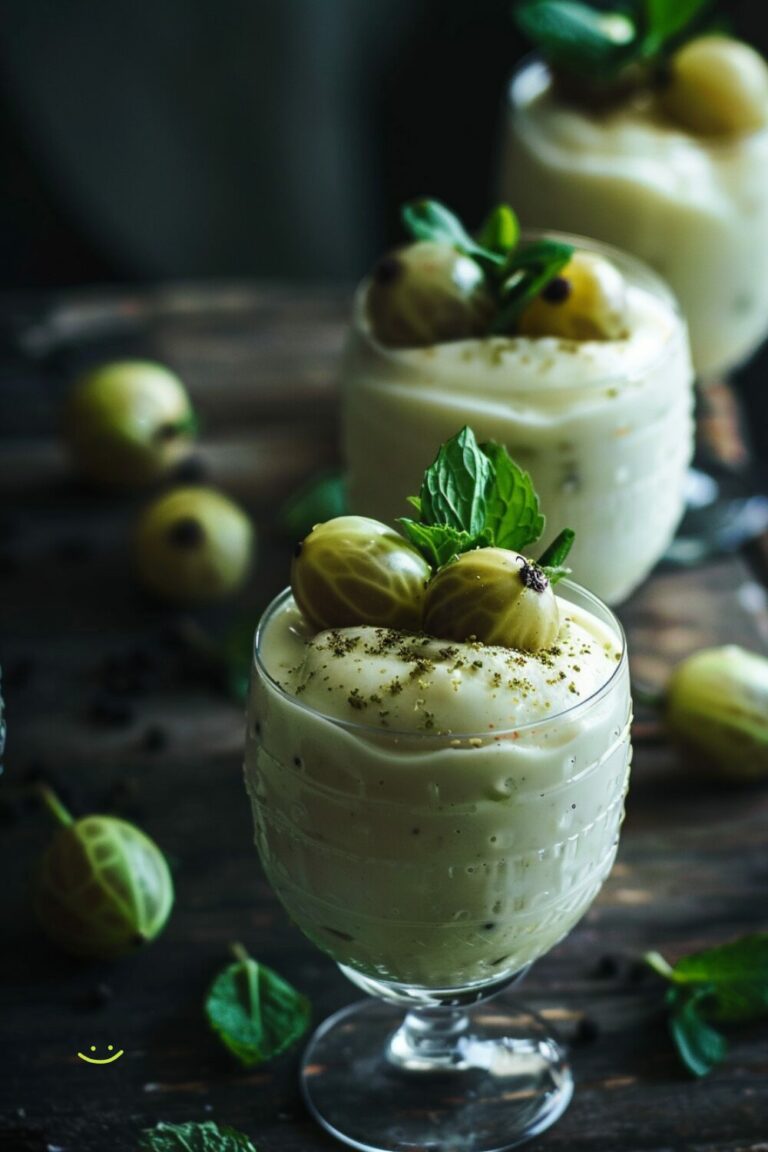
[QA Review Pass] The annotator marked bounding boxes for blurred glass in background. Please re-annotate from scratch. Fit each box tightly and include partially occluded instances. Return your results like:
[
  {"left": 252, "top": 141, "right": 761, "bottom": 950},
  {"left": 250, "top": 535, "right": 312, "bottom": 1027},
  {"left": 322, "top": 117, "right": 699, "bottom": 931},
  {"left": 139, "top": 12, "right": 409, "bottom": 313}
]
[{"left": 0, "top": 0, "right": 766, "bottom": 471}]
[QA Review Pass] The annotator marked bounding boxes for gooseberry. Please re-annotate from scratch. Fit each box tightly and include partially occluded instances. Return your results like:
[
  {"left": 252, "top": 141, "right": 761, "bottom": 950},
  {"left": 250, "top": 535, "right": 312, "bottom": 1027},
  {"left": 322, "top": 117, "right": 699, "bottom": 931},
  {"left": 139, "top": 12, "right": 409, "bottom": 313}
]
[
  {"left": 291, "top": 515, "right": 430, "bottom": 631},
  {"left": 64, "top": 360, "right": 196, "bottom": 487},
  {"left": 34, "top": 787, "right": 174, "bottom": 960},
  {"left": 517, "top": 251, "right": 628, "bottom": 341},
  {"left": 366, "top": 241, "right": 494, "bottom": 348},
  {"left": 135, "top": 486, "right": 254, "bottom": 603},
  {"left": 659, "top": 36, "right": 768, "bottom": 138},
  {"left": 423, "top": 547, "right": 560, "bottom": 652},
  {"left": 665, "top": 645, "right": 768, "bottom": 781}
]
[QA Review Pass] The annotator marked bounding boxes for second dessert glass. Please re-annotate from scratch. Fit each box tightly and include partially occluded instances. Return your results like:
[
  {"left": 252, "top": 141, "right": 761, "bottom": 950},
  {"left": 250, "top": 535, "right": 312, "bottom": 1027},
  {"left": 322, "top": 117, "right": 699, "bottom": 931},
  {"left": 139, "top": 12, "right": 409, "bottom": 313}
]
[
  {"left": 245, "top": 581, "right": 632, "bottom": 1152},
  {"left": 501, "top": 51, "right": 768, "bottom": 556},
  {"left": 342, "top": 230, "right": 694, "bottom": 605}
]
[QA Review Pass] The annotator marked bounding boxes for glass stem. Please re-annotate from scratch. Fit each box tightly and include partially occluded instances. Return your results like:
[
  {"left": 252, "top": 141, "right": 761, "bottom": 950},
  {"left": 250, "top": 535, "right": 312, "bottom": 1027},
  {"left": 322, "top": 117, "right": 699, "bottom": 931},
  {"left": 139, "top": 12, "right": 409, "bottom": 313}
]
[{"left": 387, "top": 1007, "right": 471, "bottom": 1072}]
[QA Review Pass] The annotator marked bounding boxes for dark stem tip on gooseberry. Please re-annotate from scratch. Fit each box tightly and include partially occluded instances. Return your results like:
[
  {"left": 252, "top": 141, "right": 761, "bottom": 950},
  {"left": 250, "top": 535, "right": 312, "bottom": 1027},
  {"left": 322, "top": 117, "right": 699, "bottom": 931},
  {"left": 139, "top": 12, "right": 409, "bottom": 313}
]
[
  {"left": 167, "top": 517, "right": 205, "bottom": 549},
  {"left": 373, "top": 255, "right": 403, "bottom": 285},
  {"left": 542, "top": 276, "right": 571, "bottom": 304},
  {"left": 519, "top": 559, "right": 549, "bottom": 593},
  {"left": 155, "top": 422, "right": 183, "bottom": 443}
]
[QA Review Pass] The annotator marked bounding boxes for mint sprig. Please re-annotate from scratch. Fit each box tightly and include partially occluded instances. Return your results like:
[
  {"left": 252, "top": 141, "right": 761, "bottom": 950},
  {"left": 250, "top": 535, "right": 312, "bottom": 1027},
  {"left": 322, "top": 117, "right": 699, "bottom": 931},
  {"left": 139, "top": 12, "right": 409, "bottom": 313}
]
[
  {"left": 139, "top": 1121, "right": 257, "bottom": 1152},
  {"left": 645, "top": 933, "right": 768, "bottom": 1076},
  {"left": 205, "top": 943, "right": 311, "bottom": 1067},
  {"left": 397, "top": 426, "right": 573, "bottom": 578},
  {"left": 401, "top": 199, "right": 573, "bottom": 334},
  {"left": 276, "top": 470, "right": 346, "bottom": 539},
  {"left": 514, "top": 0, "right": 718, "bottom": 91}
]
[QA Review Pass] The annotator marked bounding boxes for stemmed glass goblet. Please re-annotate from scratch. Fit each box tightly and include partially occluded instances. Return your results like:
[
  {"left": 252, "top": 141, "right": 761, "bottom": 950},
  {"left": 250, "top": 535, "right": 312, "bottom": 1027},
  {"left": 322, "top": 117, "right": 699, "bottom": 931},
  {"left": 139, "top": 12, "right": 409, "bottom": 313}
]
[{"left": 245, "top": 581, "right": 632, "bottom": 1152}]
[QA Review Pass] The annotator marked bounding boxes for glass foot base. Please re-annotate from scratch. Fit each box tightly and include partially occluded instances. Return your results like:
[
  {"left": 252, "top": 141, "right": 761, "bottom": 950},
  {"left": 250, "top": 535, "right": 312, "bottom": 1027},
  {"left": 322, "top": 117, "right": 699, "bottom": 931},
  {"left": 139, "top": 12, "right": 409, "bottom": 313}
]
[
  {"left": 664, "top": 467, "right": 768, "bottom": 567},
  {"left": 300, "top": 997, "right": 573, "bottom": 1152}
]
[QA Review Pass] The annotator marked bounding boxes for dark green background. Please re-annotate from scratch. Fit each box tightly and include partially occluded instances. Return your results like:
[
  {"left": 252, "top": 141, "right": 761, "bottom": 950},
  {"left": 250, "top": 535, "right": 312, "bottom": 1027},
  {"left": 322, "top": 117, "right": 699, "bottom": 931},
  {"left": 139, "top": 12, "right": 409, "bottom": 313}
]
[{"left": 0, "top": 0, "right": 766, "bottom": 469}]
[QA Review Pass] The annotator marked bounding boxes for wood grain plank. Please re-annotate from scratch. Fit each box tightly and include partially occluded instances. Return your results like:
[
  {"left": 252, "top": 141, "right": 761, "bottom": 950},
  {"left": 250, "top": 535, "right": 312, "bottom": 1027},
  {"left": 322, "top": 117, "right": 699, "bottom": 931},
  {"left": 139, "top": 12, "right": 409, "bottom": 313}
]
[{"left": 1, "top": 285, "right": 767, "bottom": 1152}]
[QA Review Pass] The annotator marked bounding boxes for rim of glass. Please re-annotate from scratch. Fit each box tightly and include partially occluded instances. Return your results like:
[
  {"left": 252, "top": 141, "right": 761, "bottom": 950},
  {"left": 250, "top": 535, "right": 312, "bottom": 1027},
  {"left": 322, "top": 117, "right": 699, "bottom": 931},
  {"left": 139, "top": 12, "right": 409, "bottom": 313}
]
[
  {"left": 252, "top": 582, "right": 628, "bottom": 743},
  {"left": 353, "top": 227, "right": 687, "bottom": 390},
  {"left": 508, "top": 52, "right": 768, "bottom": 150}
]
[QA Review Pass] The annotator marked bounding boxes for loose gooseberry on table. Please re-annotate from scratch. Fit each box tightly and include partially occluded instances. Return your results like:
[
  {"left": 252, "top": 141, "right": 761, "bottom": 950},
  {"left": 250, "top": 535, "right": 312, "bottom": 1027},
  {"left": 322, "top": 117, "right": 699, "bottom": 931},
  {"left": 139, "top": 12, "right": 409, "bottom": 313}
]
[
  {"left": 64, "top": 360, "right": 197, "bottom": 487},
  {"left": 134, "top": 486, "right": 254, "bottom": 603},
  {"left": 34, "top": 786, "right": 174, "bottom": 960}
]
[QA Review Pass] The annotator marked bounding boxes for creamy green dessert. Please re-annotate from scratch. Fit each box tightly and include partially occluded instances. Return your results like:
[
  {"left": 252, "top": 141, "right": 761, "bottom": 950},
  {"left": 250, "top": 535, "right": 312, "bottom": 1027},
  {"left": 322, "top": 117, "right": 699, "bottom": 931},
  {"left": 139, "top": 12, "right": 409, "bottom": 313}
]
[{"left": 245, "top": 429, "right": 632, "bottom": 991}]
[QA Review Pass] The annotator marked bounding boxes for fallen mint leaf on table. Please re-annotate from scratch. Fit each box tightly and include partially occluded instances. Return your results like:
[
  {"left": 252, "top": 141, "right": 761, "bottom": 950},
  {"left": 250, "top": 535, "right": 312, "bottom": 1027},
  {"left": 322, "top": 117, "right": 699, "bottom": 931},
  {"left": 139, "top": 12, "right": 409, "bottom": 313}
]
[
  {"left": 205, "top": 943, "right": 311, "bottom": 1067},
  {"left": 667, "top": 989, "right": 728, "bottom": 1078},
  {"left": 138, "top": 1119, "right": 257, "bottom": 1151},
  {"left": 645, "top": 933, "right": 768, "bottom": 1076}
]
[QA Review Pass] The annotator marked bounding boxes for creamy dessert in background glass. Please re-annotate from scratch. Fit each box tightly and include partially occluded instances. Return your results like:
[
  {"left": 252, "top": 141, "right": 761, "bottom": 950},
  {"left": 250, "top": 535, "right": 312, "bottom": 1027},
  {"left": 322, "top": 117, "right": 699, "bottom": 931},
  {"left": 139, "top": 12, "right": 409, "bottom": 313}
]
[
  {"left": 342, "top": 230, "right": 694, "bottom": 605},
  {"left": 500, "top": 11, "right": 768, "bottom": 553},
  {"left": 243, "top": 435, "right": 632, "bottom": 1151},
  {"left": 501, "top": 54, "right": 768, "bottom": 378}
]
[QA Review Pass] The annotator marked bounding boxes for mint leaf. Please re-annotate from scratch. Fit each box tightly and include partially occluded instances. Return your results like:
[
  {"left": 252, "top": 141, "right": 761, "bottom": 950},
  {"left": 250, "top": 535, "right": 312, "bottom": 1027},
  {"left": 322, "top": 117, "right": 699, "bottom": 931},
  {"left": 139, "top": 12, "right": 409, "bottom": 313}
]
[
  {"left": 399, "top": 199, "right": 572, "bottom": 332},
  {"left": 490, "top": 240, "right": 574, "bottom": 334},
  {"left": 397, "top": 519, "right": 482, "bottom": 569},
  {"left": 277, "top": 471, "right": 346, "bottom": 539},
  {"left": 639, "top": 0, "right": 714, "bottom": 57},
  {"left": 645, "top": 934, "right": 768, "bottom": 1075},
  {"left": 221, "top": 617, "right": 259, "bottom": 703},
  {"left": 205, "top": 944, "right": 310, "bottom": 1067},
  {"left": 514, "top": 1, "right": 637, "bottom": 77},
  {"left": 672, "top": 933, "right": 768, "bottom": 990},
  {"left": 668, "top": 988, "right": 728, "bottom": 1078},
  {"left": 538, "top": 528, "right": 575, "bottom": 568},
  {"left": 476, "top": 205, "right": 520, "bottom": 257},
  {"left": 402, "top": 198, "right": 508, "bottom": 271},
  {"left": 515, "top": 0, "right": 717, "bottom": 83},
  {"left": 479, "top": 441, "right": 545, "bottom": 552},
  {"left": 139, "top": 1120, "right": 257, "bottom": 1152},
  {"left": 402, "top": 199, "right": 482, "bottom": 253},
  {"left": 671, "top": 934, "right": 768, "bottom": 1024},
  {"left": 539, "top": 528, "right": 576, "bottom": 580},
  {"left": 399, "top": 426, "right": 569, "bottom": 572},
  {"left": 418, "top": 426, "right": 493, "bottom": 536}
]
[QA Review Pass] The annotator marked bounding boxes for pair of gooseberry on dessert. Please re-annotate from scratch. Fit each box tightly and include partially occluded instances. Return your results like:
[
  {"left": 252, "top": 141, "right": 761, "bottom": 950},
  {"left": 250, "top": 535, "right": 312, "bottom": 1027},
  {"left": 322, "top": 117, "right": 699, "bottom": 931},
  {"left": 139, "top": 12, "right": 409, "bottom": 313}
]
[
  {"left": 291, "top": 427, "right": 574, "bottom": 654},
  {"left": 366, "top": 198, "right": 628, "bottom": 350}
]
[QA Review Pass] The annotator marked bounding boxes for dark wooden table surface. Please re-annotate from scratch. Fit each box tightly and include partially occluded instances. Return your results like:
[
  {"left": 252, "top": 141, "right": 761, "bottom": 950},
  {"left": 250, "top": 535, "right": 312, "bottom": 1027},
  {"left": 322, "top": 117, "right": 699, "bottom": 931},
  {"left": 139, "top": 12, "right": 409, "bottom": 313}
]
[{"left": 2, "top": 284, "right": 768, "bottom": 1152}]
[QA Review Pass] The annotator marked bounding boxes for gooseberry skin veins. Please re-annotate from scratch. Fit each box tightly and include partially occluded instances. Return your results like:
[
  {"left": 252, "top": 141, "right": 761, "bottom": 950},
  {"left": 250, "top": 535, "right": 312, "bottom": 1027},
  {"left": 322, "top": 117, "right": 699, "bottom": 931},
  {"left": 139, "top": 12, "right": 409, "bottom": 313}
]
[
  {"left": 291, "top": 515, "right": 431, "bottom": 632},
  {"left": 423, "top": 547, "right": 560, "bottom": 652},
  {"left": 34, "top": 815, "right": 174, "bottom": 960}
]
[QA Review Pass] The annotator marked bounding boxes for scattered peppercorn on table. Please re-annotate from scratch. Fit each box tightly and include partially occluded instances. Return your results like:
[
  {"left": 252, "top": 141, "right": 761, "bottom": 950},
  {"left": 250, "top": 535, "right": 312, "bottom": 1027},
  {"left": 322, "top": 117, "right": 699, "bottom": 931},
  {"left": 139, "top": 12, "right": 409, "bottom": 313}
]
[{"left": 1, "top": 283, "right": 768, "bottom": 1152}]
